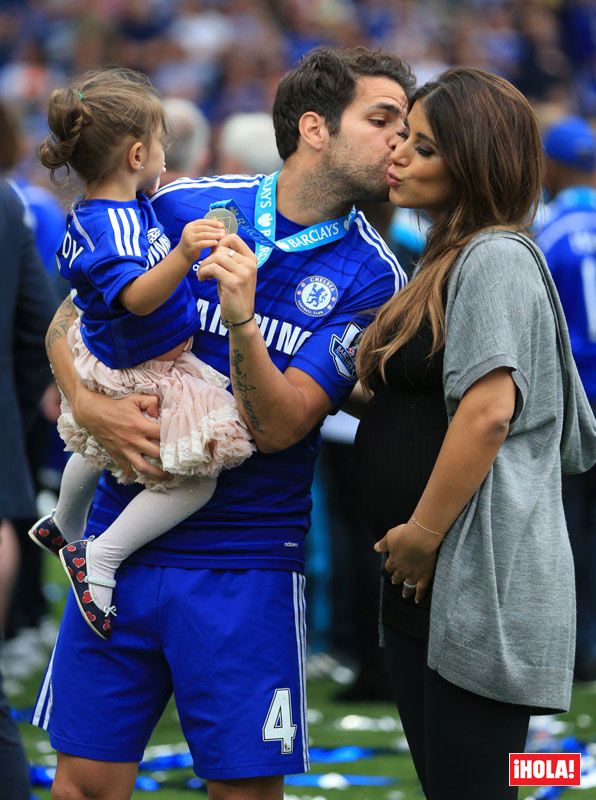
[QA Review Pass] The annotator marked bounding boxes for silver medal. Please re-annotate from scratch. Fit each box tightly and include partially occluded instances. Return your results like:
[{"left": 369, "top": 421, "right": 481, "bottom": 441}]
[{"left": 205, "top": 207, "right": 239, "bottom": 235}]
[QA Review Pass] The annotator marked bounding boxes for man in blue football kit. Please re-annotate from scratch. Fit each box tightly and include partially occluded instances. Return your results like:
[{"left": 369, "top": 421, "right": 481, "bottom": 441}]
[
  {"left": 536, "top": 116, "right": 596, "bottom": 682},
  {"left": 36, "top": 47, "right": 413, "bottom": 800}
]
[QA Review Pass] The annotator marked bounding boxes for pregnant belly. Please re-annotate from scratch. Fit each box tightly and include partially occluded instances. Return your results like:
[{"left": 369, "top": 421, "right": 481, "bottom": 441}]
[{"left": 354, "top": 390, "right": 447, "bottom": 538}]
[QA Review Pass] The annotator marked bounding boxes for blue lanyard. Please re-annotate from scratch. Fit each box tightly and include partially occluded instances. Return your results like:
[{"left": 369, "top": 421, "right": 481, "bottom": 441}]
[{"left": 208, "top": 171, "right": 357, "bottom": 267}]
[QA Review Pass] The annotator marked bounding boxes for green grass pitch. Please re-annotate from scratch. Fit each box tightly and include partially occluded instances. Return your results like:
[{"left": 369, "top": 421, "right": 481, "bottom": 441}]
[{"left": 15, "top": 555, "right": 596, "bottom": 799}]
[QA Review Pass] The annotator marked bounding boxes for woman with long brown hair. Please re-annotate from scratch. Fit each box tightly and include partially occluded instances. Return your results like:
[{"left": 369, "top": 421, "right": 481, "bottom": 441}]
[{"left": 355, "top": 67, "right": 596, "bottom": 799}]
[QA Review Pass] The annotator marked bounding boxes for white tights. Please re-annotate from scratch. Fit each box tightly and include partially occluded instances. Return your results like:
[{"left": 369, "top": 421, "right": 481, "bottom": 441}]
[{"left": 54, "top": 453, "right": 216, "bottom": 609}]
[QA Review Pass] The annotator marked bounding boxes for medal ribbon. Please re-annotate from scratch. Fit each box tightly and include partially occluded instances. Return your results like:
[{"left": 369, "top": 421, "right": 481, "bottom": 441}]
[{"left": 208, "top": 171, "right": 356, "bottom": 267}]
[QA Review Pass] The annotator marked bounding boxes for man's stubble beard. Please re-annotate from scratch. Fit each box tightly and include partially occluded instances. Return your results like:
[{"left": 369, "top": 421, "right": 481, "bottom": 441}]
[{"left": 321, "top": 143, "right": 390, "bottom": 205}]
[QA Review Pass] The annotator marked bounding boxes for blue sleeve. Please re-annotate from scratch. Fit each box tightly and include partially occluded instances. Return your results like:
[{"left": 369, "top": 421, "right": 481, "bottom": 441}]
[
  {"left": 535, "top": 229, "right": 561, "bottom": 282},
  {"left": 82, "top": 230, "right": 147, "bottom": 311},
  {"left": 26, "top": 191, "right": 65, "bottom": 272},
  {"left": 543, "top": 242, "right": 568, "bottom": 287},
  {"left": 290, "top": 261, "right": 399, "bottom": 408}
]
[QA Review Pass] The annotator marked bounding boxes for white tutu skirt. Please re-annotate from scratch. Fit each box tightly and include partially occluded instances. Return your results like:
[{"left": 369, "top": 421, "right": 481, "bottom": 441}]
[{"left": 57, "top": 319, "right": 255, "bottom": 491}]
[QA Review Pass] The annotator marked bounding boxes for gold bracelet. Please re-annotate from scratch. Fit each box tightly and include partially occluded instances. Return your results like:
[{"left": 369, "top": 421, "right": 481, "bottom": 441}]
[{"left": 410, "top": 515, "right": 443, "bottom": 537}]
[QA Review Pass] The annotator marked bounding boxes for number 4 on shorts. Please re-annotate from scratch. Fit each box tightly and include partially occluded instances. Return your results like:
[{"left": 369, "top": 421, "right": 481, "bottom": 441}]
[{"left": 262, "top": 688, "right": 297, "bottom": 754}]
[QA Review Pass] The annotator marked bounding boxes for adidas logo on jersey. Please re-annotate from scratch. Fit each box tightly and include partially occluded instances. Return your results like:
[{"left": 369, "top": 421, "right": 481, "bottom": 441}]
[{"left": 147, "top": 233, "right": 172, "bottom": 268}]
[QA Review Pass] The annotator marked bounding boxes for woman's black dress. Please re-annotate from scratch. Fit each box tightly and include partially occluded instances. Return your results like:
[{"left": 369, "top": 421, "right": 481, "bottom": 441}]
[{"left": 354, "top": 319, "right": 448, "bottom": 640}]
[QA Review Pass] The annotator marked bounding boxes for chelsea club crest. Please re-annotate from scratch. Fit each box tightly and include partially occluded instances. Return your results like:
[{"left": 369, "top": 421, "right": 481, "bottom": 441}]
[{"left": 295, "top": 275, "right": 338, "bottom": 317}]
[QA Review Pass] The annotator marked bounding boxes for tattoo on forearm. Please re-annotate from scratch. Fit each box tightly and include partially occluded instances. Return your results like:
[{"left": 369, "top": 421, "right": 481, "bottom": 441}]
[
  {"left": 231, "top": 348, "right": 263, "bottom": 433},
  {"left": 45, "top": 297, "right": 77, "bottom": 357}
]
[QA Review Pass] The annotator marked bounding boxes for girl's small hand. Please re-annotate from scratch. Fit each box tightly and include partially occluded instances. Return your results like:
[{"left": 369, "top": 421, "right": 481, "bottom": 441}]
[
  {"left": 178, "top": 219, "right": 226, "bottom": 262},
  {"left": 374, "top": 521, "right": 442, "bottom": 604}
]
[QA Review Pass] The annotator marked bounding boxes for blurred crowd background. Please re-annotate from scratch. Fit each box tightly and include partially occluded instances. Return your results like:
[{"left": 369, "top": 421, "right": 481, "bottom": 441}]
[
  {"left": 0, "top": 0, "right": 595, "bottom": 710},
  {"left": 0, "top": 0, "right": 594, "bottom": 183}
]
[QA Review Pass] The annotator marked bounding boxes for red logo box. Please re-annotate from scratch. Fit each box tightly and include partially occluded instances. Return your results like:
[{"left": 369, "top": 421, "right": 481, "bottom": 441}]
[{"left": 509, "top": 753, "right": 581, "bottom": 786}]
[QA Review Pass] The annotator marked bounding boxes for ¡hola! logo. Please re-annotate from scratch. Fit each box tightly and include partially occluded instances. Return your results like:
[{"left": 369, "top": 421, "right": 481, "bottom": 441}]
[{"left": 509, "top": 753, "right": 581, "bottom": 787}]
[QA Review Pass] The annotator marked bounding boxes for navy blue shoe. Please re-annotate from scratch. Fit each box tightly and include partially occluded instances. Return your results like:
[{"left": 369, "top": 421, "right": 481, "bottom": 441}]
[
  {"left": 59, "top": 540, "right": 117, "bottom": 641},
  {"left": 28, "top": 512, "right": 67, "bottom": 557}
]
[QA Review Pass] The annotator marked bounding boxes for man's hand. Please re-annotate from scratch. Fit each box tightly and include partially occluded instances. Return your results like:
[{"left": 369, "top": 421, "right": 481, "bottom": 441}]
[
  {"left": 374, "top": 521, "right": 441, "bottom": 604},
  {"left": 198, "top": 234, "right": 257, "bottom": 324},
  {"left": 72, "top": 386, "right": 166, "bottom": 481}
]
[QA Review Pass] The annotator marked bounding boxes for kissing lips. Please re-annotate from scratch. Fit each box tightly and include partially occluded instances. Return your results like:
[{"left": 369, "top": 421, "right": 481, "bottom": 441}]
[{"left": 387, "top": 169, "right": 401, "bottom": 188}]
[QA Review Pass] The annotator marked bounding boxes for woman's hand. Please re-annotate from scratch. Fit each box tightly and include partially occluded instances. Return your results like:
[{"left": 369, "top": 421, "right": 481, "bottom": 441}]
[
  {"left": 72, "top": 385, "right": 166, "bottom": 481},
  {"left": 197, "top": 234, "right": 257, "bottom": 324},
  {"left": 374, "top": 520, "right": 442, "bottom": 604}
]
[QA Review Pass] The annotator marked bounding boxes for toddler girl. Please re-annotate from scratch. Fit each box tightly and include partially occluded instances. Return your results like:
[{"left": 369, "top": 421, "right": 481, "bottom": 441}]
[{"left": 29, "top": 68, "right": 255, "bottom": 640}]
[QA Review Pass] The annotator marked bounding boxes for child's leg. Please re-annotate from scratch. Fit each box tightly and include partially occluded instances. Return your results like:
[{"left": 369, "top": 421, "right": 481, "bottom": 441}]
[
  {"left": 53, "top": 453, "right": 102, "bottom": 542},
  {"left": 84, "top": 478, "right": 216, "bottom": 610}
]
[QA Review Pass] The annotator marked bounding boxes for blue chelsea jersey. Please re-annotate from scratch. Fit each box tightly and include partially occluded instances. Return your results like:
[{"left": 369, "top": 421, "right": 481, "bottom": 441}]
[
  {"left": 57, "top": 194, "right": 198, "bottom": 368},
  {"left": 86, "top": 175, "right": 407, "bottom": 571},
  {"left": 9, "top": 177, "right": 65, "bottom": 271},
  {"left": 535, "top": 186, "right": 596, "bottom": 400}
]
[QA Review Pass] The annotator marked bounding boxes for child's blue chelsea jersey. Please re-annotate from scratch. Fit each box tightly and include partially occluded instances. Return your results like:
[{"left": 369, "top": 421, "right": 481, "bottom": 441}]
[{"left": 57, "top": 193, "right": 198, "bottom": 368}]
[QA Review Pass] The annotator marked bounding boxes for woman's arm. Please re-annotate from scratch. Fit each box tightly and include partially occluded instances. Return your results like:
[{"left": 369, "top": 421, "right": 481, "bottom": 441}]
[
  {"left": 376, "top": 367, "right": 517, "bottom": 603},
  {"left": 46, "top": 296, "right": 166, "bottom": 478},
  {"left": 119, "top": 220, "right": 224, "bottom": 315}
]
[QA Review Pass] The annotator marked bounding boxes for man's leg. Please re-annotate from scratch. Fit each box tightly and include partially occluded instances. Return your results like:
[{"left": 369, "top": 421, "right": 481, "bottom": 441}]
[
  {"left": 31, "top": 564, "right": 173, "bottom": 799},
  {"left": 52, "top": 754, "right": 137, "bottom": 800},
  {"left": 207, "top": 776, "right": 283, "bottom": 800},
  {"left": 162, "top": 569, "right": 308, "bottom": 785}
]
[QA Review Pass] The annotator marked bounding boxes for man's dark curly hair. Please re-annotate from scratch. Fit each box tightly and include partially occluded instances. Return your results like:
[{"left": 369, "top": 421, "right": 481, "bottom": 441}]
[{"left": 272, "top": 46, "right": 415, "bottom": 160}]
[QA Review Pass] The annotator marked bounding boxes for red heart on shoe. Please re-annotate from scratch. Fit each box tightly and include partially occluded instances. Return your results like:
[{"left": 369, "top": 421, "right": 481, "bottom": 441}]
[
  {"left": 53, "top": 535, "right": 65, "bottom": 546},
  {"left": 66, "top": 545, "right": 76, "bottom": 552},
  {"left": 103, "top": 620, "right": 111, "bottom": 632},
  {"left": 68, "top": 567, "right": 73, "bottom": 577},
  {"left": 85, "top": 612, "right": 96, "bottom": 622},
  {"left": 76, "top": 571, "right": 85, "bottom": 583},
  {"left": 81, "top": 591, "right": 92, "bottom": 604},
  {"left": 38, "top": 528, "right": 49, "bottom": 538},
  {"left": 73, "top": 558, "right": 85, "bottom": 568}
]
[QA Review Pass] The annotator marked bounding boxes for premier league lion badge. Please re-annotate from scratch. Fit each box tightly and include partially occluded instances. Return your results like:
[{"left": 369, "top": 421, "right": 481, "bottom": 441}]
[
  {"left": 295, "top": 275, "right": 338, "bottom": 317},
  {"left": 330, "top": 322, "right": 363, "bottom": 379}
]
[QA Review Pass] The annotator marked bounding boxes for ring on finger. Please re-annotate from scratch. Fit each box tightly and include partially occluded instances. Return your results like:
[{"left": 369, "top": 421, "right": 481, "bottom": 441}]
[
  {"left": 228, "top": 249, "right": 236, "bottom": 258},
  {"left": 403, "top": 581, "right": 417, "bottom": 590}
]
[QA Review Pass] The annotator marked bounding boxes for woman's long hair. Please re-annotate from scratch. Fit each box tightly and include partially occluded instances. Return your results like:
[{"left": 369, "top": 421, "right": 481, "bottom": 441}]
[{"left": 357, "top": 68, "right": 544, "bottom": 391}]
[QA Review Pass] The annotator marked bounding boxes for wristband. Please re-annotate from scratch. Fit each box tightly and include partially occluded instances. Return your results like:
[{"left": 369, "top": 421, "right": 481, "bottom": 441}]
[{"left": 220, "top": 312, "right": 255, "bottom": 329}]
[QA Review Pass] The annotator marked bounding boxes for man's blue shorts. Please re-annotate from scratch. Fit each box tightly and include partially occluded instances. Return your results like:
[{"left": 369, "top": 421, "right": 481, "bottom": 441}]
[{"left": 32, "top": 564, "right": 309, "bottom": 780}]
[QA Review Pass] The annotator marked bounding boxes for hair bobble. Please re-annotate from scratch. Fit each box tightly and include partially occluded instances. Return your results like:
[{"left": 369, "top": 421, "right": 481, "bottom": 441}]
[{"left": 77, "top": 91, "right": 85, "bottom": 101}]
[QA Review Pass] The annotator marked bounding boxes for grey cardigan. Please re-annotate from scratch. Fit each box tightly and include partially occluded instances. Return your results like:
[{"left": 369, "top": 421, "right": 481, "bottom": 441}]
[{"left": 427, "top": 231, "right": 596, "bottom": 712}]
